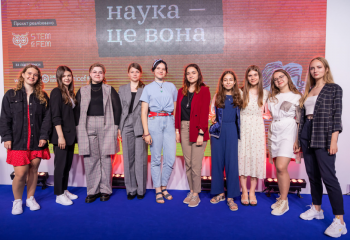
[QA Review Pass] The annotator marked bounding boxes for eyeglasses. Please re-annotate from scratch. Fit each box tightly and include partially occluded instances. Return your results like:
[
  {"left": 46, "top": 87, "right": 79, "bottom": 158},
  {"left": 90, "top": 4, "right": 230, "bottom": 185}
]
[{"left": 273, "top": 74, "right": 285, "bottom": 82}]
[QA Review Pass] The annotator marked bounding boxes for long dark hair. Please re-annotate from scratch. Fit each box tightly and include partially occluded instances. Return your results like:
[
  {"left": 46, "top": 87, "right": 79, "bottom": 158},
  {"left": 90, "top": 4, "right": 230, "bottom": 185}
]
[
  {"left": 242, "top": 65, "right": 264, "bottom": 109},
  {"left": 182, "top": 63, "right": 206, "bottom": 96},
  {"left": 128, "top": 62, "right": 145, "bottom": 89},
  {"left": 14, "top": 64, "right": 48, "bottom": 107},
  {"left": 215, "top": 70, "right": 242, "bottom": 108},
  {"left": 151, "top": 59, "right": 168, "bottom": 73},
  {"left": 56, "top": 66, "right": 76, "bottom": 106}
]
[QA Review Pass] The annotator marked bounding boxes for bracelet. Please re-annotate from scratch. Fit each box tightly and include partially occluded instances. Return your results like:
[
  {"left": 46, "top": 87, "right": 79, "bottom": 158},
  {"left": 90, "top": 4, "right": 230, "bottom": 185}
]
[
  {"left": 143, "top": 133, "right": 150, "bottom": 137},
  {"left": 198, "top": 132, "right": 204, "bottom": 136}
]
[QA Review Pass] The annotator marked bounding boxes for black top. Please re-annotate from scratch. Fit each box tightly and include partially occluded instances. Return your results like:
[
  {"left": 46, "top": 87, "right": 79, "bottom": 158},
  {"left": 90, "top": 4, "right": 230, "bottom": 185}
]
[
  {"left": 129, "top": 92, "right": 137, "bottom": 114},
  {"left": 0, "top": 87, "right": 51, "bottom": 150},
  {"left": 87, "top": 82, "right": 104, "bottom": 116},
  {"left": 49, "top": 87, "right": 77, "bottom": 146},
  {"left": 181, "top": 91, "right": 194, "bottom": 121},
  {"left": 75, "top": 84, "right": 122, "bottom": 125}
]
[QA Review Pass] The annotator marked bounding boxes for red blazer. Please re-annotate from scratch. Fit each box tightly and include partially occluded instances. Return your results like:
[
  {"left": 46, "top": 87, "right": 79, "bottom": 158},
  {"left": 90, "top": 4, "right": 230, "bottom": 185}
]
[{"left": 175, "top": 85, "right": 211, "bottom": 142}]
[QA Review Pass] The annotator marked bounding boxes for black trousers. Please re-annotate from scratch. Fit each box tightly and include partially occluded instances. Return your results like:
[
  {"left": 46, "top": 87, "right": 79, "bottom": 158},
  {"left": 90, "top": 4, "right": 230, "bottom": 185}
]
[
  {"left": 54, "top": 145, "right": 75, "bottom": 195},
  {"left": 300, "top": 119, "right": 344, "bottom": 215}
]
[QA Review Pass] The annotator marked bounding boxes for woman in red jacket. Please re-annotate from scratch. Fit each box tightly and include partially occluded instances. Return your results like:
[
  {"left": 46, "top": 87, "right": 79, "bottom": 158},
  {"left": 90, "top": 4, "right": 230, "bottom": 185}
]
[{"left": 175, "top": 63, "right": 211, "bottom": 208}]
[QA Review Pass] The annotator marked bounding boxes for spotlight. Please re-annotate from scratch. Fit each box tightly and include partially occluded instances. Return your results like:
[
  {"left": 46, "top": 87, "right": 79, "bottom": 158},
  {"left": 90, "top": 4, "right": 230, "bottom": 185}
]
[
  {"left": 263, "top": 178, "right": 307, "bottom": 198},
  {"left": 112, "top": 173, "right": 125, "bottom": 188},
  {"left": 201, "top": 176, "right": 227, "bottom": 191},
  {"left": 10, "top": 171, "right": 49, "bottom": 189}
]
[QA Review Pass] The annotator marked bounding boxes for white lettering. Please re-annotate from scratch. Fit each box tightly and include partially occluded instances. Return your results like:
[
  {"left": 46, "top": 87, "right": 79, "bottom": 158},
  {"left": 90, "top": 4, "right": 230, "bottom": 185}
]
[
  {"left": 107, "top": 29, "right": 123, "bottom": 45},
  {"left": 167, "top": 5, "right": 180, "bottom": 19},
  {"left": 137, "top": 5, "right": 151, "bottom": 25},
  {"left": 160, "top": 28, "right": 173, "bottom": 42},
  {"left": 176, "top": 28, "right": 191, "bottom": 41},
  {"left": 107, "top": 6, "right": 122, "bottom": 20},
  {"left": 193, "top": 28, "right": 205, "bottom": 42},
  {"left": 145, "top": 29, "right": 158, "bottom": 42},
  {"left": 152, "top": 5, "right": 166, "bottom": 19},
  {"left": 124, "top": 6, "right": 136, "bottom": 20},
  {"left": 124, "top": 29, "right": 136, "bottom": 42}
]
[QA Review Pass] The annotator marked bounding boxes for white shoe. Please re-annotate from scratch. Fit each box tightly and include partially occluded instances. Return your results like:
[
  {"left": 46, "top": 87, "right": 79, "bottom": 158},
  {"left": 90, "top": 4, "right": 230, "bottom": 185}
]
[
  {"left": 12, "top": 199, "right": 23, "bottom": 215},
  {"left": 271, "top": 196, "right": 281, "bottom": 210},
  {"left": 56, "top": 194, "right": 73, "bottom": 206},
  {"left": 26, "top": 196, "right": 40, "bottom": 211},
  {"left": 65, "top": 190, "right": 78, "bottom": 200},
  {"left": 271, "top": 199, "right": 289, "bottom": 216},
  {"left": 300, "top": 205, "right": 324, "bottom": 220},
  {"left": 324, "top": 218, "right": 347, "bottom": 238}
]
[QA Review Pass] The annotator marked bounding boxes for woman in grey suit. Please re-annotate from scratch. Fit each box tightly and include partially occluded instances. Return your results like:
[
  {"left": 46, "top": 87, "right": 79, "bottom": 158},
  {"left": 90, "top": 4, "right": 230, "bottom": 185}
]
[{"left": 118, "top": 63, "right": 148, "bottom": 200}]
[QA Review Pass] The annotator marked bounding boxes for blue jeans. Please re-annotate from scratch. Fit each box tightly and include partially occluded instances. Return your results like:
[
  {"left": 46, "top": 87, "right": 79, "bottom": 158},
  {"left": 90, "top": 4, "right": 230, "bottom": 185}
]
[{"left": 148, "top": 115, "right": 176, "bottom": 188}]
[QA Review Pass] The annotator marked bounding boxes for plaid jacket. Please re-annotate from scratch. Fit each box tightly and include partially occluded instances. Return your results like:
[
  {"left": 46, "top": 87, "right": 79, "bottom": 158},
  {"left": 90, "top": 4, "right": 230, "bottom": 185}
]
[
  {"left": 298, "top": 83, "right": 343, "bottom": 149},
  {"left": 76, "top": 84, "right": 119, "bottom": 156}
]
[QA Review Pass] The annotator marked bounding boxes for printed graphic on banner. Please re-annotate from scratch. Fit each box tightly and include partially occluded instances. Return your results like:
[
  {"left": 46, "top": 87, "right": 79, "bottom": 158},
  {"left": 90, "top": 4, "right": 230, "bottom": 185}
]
[
  {"left": 95, "top": 0, "right": 224, "bottom": 57},
  {"left": 12, "top": 32, "right": 51, "bottom": 48}
]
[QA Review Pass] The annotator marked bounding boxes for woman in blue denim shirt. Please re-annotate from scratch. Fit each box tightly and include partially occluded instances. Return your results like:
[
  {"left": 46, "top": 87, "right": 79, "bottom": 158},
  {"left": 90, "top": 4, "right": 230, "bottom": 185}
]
[
  {"left": 209, "top": 70, "right": 242, "bottom": 211},
  {"left": 140, "top": 59, "right": 177, "bottom": 204}
]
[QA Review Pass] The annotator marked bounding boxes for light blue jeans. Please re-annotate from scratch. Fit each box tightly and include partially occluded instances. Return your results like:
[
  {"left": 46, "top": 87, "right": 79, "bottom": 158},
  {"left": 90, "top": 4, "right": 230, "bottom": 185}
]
[{"left": 148, "top": 115, "right": 176, "bottom": 188}]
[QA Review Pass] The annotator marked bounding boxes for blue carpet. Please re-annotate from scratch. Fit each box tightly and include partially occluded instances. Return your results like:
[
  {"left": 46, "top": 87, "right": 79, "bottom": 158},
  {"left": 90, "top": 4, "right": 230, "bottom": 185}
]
[{"left": 0, "top": 185, "right": 349, "bottom": 240}]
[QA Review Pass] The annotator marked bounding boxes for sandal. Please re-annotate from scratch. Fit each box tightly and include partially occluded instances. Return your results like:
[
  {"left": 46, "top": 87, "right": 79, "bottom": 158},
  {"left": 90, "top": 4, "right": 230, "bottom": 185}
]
[
  {"left": 227, "top": 199, "right": 238, "bottom": 211},
  {"left": 210, "top": 194, "right": 225, "bottom": 204},
  {"left": 249, "top": 195, "right": 257, "bottom": 206},
  {"left": 241, "top": 194, "right": 249, "bottom": 206},
  {"left": 161, "top": 189, "right": 173, "bottom": 200},
  {"left": 155, "top": 192, "right": 164, "bottom": 204}
]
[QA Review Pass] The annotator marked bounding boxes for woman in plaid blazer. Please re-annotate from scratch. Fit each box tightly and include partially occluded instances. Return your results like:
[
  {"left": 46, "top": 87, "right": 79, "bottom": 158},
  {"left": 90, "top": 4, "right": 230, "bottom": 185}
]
[{"left": 297, "top": 57, "right": 346, "bottom": 238}]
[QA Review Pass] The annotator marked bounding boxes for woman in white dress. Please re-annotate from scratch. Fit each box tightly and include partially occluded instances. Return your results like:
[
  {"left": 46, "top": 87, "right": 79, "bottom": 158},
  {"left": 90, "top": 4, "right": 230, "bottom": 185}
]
[
  {"left": 267, "top": 69, "right": 301, "bottom": 216},
  {"left": 239, "top": 65, "right": 269, "bottom": 206}
]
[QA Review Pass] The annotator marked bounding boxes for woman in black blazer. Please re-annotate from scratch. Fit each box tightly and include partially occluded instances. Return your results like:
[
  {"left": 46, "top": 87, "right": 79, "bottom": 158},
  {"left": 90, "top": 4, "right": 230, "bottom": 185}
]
[
  {"left": 297, "top": 57, "right": 346, "bottom": 238},
  {"left": 50, "top": 66, "right": 78, "bottom": 206}
]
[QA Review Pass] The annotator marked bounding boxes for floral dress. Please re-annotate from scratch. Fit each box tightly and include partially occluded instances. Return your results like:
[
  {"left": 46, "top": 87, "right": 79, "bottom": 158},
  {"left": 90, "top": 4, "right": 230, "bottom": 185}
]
[{"left": 238, "top": 89, "right": 269, "bottom": 179}]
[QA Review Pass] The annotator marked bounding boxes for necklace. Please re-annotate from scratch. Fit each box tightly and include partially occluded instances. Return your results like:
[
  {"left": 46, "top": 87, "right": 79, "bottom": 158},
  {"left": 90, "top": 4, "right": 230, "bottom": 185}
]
[
  {"left": 91, "top": 85, "right": 102, "bottom": 92},
  {"left": 155, "top": 81, "right": 164, "bottom": 92},
  {"left": 186, "top": 91, "right": 194, "bottom": 108}
]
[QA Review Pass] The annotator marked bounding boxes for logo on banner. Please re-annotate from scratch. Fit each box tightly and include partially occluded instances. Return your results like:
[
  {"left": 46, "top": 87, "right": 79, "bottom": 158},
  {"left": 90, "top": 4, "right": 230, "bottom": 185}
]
[
  {"left": 42, "top": 74, "right": 50, "bottom": 83},
  {"left": 12, "top": 32, "right": 29, "bottom": 48}
]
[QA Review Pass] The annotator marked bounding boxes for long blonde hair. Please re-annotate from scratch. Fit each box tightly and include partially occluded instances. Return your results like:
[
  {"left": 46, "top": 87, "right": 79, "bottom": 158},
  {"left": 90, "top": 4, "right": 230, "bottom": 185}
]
[
  {"left": 299, "top": 57, "right": 334, "bottom": 107},
  {"left": 14, "top": 64, "right": 48, "bottom": 106},
  {"left": 242, "top": 65, "right": 264, "bottom": 109},
  {"left": 269, "top": 69, "right": 301, "bottom": 103}
]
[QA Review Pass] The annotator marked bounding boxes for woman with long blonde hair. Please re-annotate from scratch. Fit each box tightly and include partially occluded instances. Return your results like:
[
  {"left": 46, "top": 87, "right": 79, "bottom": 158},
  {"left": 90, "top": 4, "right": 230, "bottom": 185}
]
[
  {"left": 238, "top": 65, "right": 269, "bottom": 207},
  {"left": 267, "top": 69, "right": 301, "bottom": 216},
  {"left": 297, "top": 57, "right": 346, "bottom": 238},
  {"left": 0, "top": 64, "right": 51, "bottom": 215}
]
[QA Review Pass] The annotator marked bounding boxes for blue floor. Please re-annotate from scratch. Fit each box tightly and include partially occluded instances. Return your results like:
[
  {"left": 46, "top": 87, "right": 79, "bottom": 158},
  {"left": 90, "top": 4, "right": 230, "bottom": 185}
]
[{"left": 0, "top": 185, "right": 349, "bottom": 240}]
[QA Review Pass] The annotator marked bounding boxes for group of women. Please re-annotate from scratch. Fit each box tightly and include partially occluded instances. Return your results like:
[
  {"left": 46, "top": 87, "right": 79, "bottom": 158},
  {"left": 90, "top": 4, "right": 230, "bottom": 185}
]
[{"left": 0, "top": 57, "right": 346, "bottom": 238}]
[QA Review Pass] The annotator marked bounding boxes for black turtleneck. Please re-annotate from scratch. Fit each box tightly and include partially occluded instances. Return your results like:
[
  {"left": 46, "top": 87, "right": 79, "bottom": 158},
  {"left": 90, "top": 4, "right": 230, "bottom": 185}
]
[
  {"left": 87, "top": 82, "right": 104, "bottom": 116},
  {"left": 74, "top": 82, "right": 122, "bottom": 126}
]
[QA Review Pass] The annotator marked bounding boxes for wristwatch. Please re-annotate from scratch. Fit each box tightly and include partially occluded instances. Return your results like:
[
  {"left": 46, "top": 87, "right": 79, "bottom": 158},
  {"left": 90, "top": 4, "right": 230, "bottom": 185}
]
[{"left": 198, "top": 132, "right": 204, "bottom": 136}]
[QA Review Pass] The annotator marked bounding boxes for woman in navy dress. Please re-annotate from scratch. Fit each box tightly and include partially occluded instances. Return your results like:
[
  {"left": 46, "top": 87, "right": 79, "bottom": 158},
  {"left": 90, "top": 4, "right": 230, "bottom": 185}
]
[{"left": 209, "top": 70, "right": 242, "bottom": 211}]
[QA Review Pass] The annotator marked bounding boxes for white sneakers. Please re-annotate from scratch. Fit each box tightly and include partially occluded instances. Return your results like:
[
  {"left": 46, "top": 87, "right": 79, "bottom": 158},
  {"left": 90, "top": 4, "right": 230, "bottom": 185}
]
[
  {"left": 271, "top": 197, "right": 281, "bottom": 210},
  {"left": 271, "top": 199, "right": 289, "bottom": 216},
  {"left": 56, "top": 193, "right": 73, "bottom": 206},
  {"left": 56, "top": 190, "right": 78, "bottom": 205},
  {"left": 300, "top": 205, "right": 347, "bottom": 238},
  {"left": 300, "top": 205, "right": 324, "bottom": 220},
  {"left": 12, "top": 199, "right": 23, "bottom": 215},
  {"left": 26, "top": 196, "right": 40, "bottom": 211},
  {"left": 324, "top": 218, "right": 347, "bottom": 238},
  {"left": 65, "top": 190, "right": 78, "bottom": 200}
]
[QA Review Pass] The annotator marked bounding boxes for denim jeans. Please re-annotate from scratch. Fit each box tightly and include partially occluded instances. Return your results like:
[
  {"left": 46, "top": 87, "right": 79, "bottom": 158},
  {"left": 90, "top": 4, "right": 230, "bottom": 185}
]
[{"left": 148, "top": 115, "right": 176, "bottom": 188}]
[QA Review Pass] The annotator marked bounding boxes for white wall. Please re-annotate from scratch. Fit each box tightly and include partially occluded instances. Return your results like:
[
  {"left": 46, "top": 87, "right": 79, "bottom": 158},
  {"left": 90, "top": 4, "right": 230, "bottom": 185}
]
[
  {"left": 0, "top": 1, "right": 349, "bottom": 194},
  {"left": 325, "top": 0, "right": 350, "bottom": 194}
]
